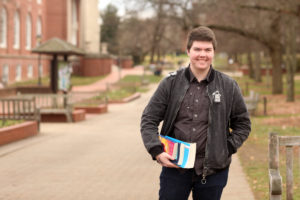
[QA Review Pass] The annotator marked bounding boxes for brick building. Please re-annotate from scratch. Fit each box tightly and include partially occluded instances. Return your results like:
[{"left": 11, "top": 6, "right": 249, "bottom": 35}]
[{"left": 0, "top": 0, "right": 112, "bottom": 87}]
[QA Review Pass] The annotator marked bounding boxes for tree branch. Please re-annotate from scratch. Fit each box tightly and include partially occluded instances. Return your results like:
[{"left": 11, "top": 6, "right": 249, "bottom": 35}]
[
  {"left": 240, "top": 4, "right": 300, "bottom": 17},
  {"left": 206, "top": 24, "right": 273, "bottom": 49}
]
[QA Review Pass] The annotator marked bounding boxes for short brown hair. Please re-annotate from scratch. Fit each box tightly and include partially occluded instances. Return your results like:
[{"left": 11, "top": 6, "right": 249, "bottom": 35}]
[{"left": 186, "top": 26, "right": 217, "bottom": 50}]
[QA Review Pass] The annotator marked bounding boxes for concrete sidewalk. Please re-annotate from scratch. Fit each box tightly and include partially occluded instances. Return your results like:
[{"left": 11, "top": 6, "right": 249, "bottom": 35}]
[{"left": 0, "top": 67, "right": 255, "bottom": 200}]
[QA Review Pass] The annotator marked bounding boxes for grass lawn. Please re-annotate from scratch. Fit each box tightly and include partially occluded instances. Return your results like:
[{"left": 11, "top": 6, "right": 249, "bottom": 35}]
[
  {"left": 235, "top": 74, "right": 300, "bottom": 200},
  {"left": 107, "top": 74, "right": 162, "bottom": 100},
  {"left": 74, "top": 73, "right": 162, "bottom": 106},
  {"left": 10, "top": 77, "right": 50, "bottom": 87},
  {"left": 0, "top": 120, "right": 24, "bottom": 128},
  {"left": 9, "top": 75, "right": 106, "bottom": 88},
  {"left": 70, "top": 75, "right": 106, "bottom": 86}
]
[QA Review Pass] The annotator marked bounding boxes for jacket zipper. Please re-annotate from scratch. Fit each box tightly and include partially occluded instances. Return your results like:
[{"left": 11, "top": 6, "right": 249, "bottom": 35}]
[{"left": 202, "top": 85, "right": 213, "bottom": 184}]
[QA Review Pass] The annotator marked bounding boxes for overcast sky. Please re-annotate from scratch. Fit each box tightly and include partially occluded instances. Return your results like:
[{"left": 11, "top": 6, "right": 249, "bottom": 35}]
[
  {"left": 98, "top": 0, "right": 126, "bottom": 16},
  {"left": 98, "top": 0, "right": 153, "bottom": 19}
]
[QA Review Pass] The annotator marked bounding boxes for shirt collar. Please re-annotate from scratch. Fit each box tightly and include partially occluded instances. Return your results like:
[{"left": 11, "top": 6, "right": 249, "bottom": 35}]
[{"left": 188, "top": 65, "right": 212, "bottom": 83}]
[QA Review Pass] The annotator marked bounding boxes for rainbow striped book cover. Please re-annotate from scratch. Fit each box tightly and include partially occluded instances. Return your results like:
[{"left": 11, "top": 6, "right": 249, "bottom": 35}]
[{"left": 159, "top": 135, "right": 196, "bottom": 168}]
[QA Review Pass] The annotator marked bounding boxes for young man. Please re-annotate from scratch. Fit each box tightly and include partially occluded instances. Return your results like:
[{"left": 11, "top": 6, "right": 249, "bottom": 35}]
[{"left": 140, "top": 26, "right": 251, "bottom": 200}]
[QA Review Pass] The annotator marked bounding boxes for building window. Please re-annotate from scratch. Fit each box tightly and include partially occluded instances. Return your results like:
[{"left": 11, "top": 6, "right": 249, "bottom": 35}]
[
  {"left": 27, "top": 65, "right": 33, "bottom": 78},
  {"left": 36, "top": 16, "right": 42, "bottom": 46},
  {"left": 13, "top": 11, "right": 20, "bottom": 49},
  {"left": 0, "top": 7, "right": 7, "bottom": 48},
  {"left": 15, "top": 64, "right": 22, "bottom": 81},
  {"left": 2, "top": 64, "right": 9, "bottom": 84},
  {"left": 71, "top": 0, "right": 78, "bottom": 45},
  {"left": 26, "top": 14, "right": 32, "bottom": 50}
]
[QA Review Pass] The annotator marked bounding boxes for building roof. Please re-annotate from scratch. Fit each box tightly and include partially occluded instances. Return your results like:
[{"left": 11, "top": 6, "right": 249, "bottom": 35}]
[{"left": 32, "top": 37, "right": 85, "bottom": 55}]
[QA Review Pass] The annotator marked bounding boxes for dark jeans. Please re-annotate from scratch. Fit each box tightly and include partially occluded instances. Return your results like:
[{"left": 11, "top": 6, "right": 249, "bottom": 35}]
[{"left": 159, "top": 167, "right": 229, "bottom": 200}]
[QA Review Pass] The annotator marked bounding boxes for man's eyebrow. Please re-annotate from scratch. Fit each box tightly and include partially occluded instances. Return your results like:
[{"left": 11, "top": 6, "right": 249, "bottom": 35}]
[{"left": 193, "top": 47, "right": 213, "bottom": 49}]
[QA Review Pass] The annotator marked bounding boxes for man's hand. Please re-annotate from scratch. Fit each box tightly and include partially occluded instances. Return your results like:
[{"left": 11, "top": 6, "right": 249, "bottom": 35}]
[{"left": 156, "top": 152, "right": 180, "bottom": 168}]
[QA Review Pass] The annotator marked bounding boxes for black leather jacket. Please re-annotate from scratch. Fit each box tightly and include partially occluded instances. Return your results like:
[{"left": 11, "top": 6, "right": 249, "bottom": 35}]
[{"left": 140, "top": 66, "right": 251, "bottom": 177}]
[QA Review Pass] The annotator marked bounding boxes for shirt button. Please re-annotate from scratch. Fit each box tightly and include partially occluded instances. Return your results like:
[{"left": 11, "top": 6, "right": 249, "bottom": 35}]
[
  {"left": 194, "top": 114, "right": 198, "bottom": 118},
  {"left": 192, "top": 128, "right": 196, "bottom": 132},
  {"left": 195, "top": 99, "right": 199, "bottom": 103},
  {"left": 187, "top": 106, "right": 190, "bottom": 109},
  {"left": 197, "top": 87, "right": 200, "bottom": 90},
  {"left": 190, "top": 93, "right": 192, "bottom": 95}
]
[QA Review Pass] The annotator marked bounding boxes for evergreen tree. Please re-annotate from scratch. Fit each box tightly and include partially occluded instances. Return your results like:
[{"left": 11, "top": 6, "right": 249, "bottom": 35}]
[{"left": 100, "top": 4, "right": 120, "bottom": 54}]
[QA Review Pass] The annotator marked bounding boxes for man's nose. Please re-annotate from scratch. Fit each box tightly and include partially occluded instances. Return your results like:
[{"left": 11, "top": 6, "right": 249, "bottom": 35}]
[{"left": 198, "top": 50, "right": 206, "bottom": 56}]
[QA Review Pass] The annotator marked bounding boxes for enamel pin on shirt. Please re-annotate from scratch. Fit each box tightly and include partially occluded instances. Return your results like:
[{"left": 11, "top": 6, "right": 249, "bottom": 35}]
[{"left": 212, "top": 91, "right": 221, "bottom": 103}]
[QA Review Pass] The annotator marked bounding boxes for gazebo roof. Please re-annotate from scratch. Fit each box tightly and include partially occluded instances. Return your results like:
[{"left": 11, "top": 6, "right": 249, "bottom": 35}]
[{"left": 32, "top": 37, "right": 85, "bottom": 55}]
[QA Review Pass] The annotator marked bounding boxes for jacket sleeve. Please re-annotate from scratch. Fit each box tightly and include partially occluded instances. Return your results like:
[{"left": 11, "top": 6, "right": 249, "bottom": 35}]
[
  {"left": 227, "top": 81, "right": 251, "bottom": 154},
  {"left": 140, "top": 77, "right": 171, "bottom": 159}
]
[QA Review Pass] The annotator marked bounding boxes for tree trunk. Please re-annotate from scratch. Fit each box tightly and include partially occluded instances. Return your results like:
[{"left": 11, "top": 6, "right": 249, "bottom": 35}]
[
  {"left": 285, "top": 18, "right": 297, "bottom": 102},
  {"left": 247, "top": 51, "right": 255, "bottom": 79},
  {"left": 233, "top": 53, "right": 239, "bottom": 65},
  {"left": 150, "top": 49, "right": 154, "bottom": 63},
  {"left": 254, "top": 52, "right": 262, "bottom": 82},
  {"left": 265, "top": 55, "right": 271, "bottom": 89},
  {"left": 269, "top": 47, "right": 283, "bottom": 94}
]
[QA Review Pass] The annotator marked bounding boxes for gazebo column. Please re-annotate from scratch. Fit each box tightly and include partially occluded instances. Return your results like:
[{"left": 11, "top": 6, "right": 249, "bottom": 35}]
[{"left": 51, "top": 54, "right": 58, "bottom": 93}]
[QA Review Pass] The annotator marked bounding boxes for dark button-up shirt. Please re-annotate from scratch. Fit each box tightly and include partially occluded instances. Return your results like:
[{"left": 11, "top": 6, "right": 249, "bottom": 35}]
[{"left": 173, "top": 67, "right": 210, "bottom": 175}]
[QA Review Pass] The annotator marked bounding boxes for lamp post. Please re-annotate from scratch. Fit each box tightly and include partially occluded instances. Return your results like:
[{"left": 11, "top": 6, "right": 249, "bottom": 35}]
[{"left": 36, "top": 34, "right": 42, "bottom": 86}]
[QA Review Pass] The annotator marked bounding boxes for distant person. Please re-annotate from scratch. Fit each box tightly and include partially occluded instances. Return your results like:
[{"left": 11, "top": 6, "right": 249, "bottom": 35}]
[{"left": 140, "top": 26, "right": 251, "bottom": 200}]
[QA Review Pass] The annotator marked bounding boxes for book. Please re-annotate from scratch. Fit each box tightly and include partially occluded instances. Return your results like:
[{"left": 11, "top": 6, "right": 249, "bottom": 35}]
[{"left": 159, "top": 135, "right": 196, "bottom": 168}]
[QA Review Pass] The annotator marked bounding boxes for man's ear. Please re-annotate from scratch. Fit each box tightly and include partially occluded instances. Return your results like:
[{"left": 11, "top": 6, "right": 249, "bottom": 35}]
[{"left": 186, "top": 49, "right": 190, "bottom": 55}]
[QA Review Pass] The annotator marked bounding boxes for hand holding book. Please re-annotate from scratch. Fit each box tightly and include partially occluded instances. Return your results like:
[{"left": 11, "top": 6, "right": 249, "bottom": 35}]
[
  {"left": 156, "top": 152, "right": 180, "bottom": 168},
  {"left": 159, "top": 135, "right": 196, "bottom": 169}
]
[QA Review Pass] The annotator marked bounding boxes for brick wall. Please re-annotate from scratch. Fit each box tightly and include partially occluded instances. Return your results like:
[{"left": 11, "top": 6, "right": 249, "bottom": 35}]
[
  {"left": 45, "top": 0, "right": 67, "bottom": 40},
  {"left": 120, "top": 58, "right": 133, "bottom": 69},
  {"left": 0, "top": 0, "right": 45, "bottom": 55},
  {"left": 0, "top": 121, "right": 38, "bottom": 146},
  {"left": 0, "top": 0, "right": 50, "bottom": 85},
  {"left": 79, "top": 54, "right": 112, "bottom": 77},
  {"left": 0, "top": 56, "right": 50, "bottom": 85}
]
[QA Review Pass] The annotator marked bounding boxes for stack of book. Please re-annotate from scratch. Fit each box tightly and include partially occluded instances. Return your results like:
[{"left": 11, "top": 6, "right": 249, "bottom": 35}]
[{"left": 159, "top": 135, "right": 196, "bottom": 168}]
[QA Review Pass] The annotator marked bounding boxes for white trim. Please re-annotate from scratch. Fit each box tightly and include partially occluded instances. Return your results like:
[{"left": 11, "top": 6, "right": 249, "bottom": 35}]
[
  {"left": 0, "top": 7, "right": 7, "bottom": 48},
  {"left": 15, "top": 64, "right": 22, "bottom": 81},
  {"left": 26, "top": 14, "right": 32, "bottom": 50},
  {"left": 27, "top": 64, "right": 33, "bottom": 78},
  {"left": 71, "top": 0, "right": 78, "bottom": 45},
  {"left": 2, "top": 64, "right": 9, "bottom": 84},
  {"left": 36, "top": 16, "right": 42, "bottom": 46},
  {"left": 13, "top": 11, "right": 20, "bottom": 49}
]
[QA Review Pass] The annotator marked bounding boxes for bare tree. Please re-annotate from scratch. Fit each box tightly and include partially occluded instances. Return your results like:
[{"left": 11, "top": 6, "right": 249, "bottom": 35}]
[
  {"left": 184, "top": 0, "right": 300, "bottom": 97},
  {"left": 118, "top": 16, "right": 152, "bottom": 64}
]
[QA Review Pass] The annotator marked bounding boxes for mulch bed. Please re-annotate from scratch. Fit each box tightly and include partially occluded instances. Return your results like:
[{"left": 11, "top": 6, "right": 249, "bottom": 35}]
[{"left": 257, "top": 94, "right": 300, "bottom": 128}]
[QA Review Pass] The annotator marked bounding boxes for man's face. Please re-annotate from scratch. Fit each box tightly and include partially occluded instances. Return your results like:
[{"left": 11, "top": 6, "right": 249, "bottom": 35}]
[{"left": 187, "top": 41, "right": 214, "bottom": 71}]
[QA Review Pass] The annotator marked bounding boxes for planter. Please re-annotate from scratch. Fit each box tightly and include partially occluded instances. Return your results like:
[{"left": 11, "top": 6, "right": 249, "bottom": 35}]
[
  {"left": 0, "top": 121, "right": 38, "bottom": 146},
  {"left": 75, "top": 104, "right": 108, "bottom": 114},
  {"left": 41, "top": 109, "right": 86, "bottom": 123}
]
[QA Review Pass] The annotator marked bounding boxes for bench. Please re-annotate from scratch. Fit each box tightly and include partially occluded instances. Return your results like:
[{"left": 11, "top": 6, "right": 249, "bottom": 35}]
[
  {"left": 269, "top": 132, "right": 300, "bottom": 200},
  {"left": 0, "top": 96, "right": 41, "bottom": 131},
  {"left": 244, "top": 90, "right": 259, "bottom": 115},
  {"left": 17, "top": 93, "right": 73, "bottom": 122}
]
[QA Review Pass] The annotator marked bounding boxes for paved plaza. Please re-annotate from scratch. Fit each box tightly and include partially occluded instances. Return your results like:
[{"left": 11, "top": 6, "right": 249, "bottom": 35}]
[{"left": 0, "top": 68, "right": 255, "bottom": 200}]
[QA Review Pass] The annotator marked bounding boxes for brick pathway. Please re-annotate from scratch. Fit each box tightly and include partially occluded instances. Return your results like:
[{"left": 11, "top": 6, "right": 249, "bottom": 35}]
[
  {"left": 72, "top": 65, "right": 145, "bottom": 92},
  {"left": 0, "top": 67, "right": 255, "bottom": 200}
]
